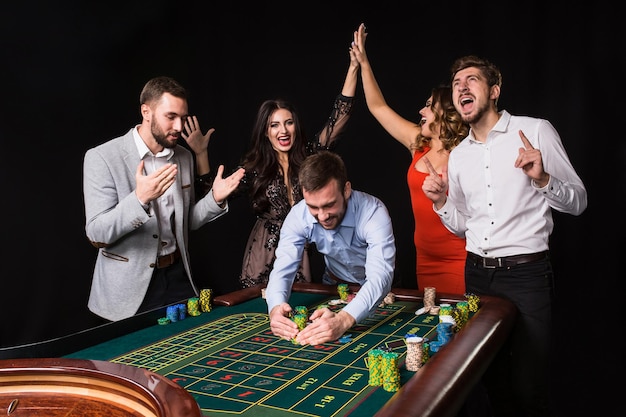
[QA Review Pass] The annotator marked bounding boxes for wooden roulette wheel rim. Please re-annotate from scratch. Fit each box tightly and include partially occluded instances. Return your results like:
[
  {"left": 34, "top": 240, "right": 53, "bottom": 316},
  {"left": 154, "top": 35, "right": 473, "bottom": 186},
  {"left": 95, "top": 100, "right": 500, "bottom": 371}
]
[{"left": 0, "top": 358, "right": 201, "bottom": 417}]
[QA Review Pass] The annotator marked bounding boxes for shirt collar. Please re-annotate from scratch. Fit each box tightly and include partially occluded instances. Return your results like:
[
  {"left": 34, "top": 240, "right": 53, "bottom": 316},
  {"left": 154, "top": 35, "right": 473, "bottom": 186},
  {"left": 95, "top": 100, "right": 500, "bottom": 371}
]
[
  {"left": 133, "top": 126, "right": 174, "bottom": 159},
  {"left": 467, "top": 110, "right": 510, "bottom": 144}
]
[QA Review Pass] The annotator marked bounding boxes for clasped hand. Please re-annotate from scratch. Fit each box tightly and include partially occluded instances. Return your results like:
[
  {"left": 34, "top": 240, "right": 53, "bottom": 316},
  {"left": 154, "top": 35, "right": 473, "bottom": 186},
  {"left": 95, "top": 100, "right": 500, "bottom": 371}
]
[{"left": 269, "top": 303, "right": 354, "bottom": 346}]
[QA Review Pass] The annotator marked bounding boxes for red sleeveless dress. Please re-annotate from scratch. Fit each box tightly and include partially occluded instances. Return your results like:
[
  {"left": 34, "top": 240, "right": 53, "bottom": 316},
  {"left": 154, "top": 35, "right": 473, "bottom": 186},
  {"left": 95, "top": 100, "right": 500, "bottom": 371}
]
[{"left": 406, "top": 148, "right": 467, "bottom": 294}]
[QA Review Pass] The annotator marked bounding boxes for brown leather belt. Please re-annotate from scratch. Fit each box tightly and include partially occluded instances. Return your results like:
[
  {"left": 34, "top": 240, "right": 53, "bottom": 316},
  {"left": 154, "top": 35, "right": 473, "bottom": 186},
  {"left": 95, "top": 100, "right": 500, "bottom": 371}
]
[
  {"left": 467, "top": 251, "right": 549, "bottom": 269},
  {"left": 156, "top": 248, "right": 181, "bottom": 269}
]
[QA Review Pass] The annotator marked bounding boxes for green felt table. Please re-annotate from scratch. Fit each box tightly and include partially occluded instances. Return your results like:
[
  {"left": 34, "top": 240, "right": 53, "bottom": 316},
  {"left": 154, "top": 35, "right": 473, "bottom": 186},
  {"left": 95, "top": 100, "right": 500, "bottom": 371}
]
[{"left": 62, "top": 283, "right": 515, "bottom": 417}]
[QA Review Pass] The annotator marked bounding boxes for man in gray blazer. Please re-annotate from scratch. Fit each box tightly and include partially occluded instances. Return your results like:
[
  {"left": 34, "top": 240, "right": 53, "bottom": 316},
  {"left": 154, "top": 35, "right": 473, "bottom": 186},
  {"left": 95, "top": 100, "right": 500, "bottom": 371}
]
[{"left": 83, "top": 76, "right": 244, "bottom": 321}]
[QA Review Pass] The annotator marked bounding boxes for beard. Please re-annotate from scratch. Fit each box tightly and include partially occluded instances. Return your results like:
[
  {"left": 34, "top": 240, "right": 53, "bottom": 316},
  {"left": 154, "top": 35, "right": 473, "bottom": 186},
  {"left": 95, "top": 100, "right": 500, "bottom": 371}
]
[
  {"left": 151, "top": 119, "right": 179, "bottom": 149},
  {"left": 317, "top": 198, "right": 348, "bottom": 230},
  {"left": 462, "top": 100, "right": 490, "bottom": 125}
]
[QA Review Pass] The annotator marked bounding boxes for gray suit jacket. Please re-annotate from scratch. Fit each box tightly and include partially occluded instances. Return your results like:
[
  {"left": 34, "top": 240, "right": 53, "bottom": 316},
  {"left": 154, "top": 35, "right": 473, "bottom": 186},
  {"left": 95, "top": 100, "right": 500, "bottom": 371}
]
[{"left": 83, "top": 128, "right": 227, "bottom": 320}]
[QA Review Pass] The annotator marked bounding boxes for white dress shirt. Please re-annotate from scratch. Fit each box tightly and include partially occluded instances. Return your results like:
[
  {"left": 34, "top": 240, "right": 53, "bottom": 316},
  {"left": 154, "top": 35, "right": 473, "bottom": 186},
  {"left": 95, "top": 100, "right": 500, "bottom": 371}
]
[{"left": 435, "top": 110, "right": 587, "bottom": 258}]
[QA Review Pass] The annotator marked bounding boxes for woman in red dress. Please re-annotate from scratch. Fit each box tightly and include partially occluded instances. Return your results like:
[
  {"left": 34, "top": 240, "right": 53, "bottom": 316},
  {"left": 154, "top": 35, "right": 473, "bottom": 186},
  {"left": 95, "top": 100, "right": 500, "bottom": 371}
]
[{"left": 351, "top": 23, "right": 468, "bottom": 294}]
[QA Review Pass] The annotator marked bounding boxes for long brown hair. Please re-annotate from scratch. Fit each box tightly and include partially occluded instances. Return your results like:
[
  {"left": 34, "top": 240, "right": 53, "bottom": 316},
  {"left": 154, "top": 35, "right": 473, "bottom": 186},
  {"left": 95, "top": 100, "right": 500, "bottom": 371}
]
[
  {"left": 412, "top": 85, "right": 468, "bottom": 152},
  {"left": 239, "top": 99, "right": 308, "bottom": 214}
]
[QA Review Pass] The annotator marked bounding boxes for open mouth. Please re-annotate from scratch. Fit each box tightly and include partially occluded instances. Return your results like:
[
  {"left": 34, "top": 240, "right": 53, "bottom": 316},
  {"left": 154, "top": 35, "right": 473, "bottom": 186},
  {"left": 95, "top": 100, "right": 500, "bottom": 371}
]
[
  {"left": 459, "top": 96, "right": 474, "bottom": 109},
  {"left": 277, "top": 136, "right": 291, "bottom": 146}
]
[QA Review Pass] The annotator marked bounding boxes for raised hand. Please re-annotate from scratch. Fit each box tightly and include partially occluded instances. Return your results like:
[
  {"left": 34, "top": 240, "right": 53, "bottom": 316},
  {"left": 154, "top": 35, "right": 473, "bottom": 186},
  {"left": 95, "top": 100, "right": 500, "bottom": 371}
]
[
  {"left": 421, "top": 156, "right": 448, "bottom": 209},
  {"left": 182, "top": 115, "right": 215, "bottom": 156},
  {"left": 210, "top": 165, "right": 245, "bottom": 203},
  {"left": 135, "top": 160, "right": 178, "bottom": 205},
  {"left": 351, "top": 23, "right": 368, "bottom": 65},
  {"left": 515, "top": 130, "right": 549, "bottom": 187}
]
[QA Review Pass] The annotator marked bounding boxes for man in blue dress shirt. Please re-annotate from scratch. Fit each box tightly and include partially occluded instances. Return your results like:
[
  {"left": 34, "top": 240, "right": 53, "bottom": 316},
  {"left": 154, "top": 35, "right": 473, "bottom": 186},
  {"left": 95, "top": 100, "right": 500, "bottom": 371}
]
[{"left": 265, "top": 151, "right": 396, "bottom": 345}]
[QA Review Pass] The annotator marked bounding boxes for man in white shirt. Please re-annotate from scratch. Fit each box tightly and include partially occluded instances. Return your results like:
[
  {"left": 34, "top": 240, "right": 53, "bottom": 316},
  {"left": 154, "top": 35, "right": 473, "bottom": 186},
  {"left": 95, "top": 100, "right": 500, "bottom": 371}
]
[{"left": 423, "top": 55, "right": 587, "bottom": 417}]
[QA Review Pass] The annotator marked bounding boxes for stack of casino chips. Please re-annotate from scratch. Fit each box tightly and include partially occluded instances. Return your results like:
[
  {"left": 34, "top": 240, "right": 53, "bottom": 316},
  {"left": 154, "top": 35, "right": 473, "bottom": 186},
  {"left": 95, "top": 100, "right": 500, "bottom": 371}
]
[
  {"left": 367, "top": 348, "right": 384, "bottom": 386},
  {"left": 404, "top": 334, "right": 424, "bottom": 371},
  {"left": 439, "top": 303, "right": 456, "bottom": 332},
  {"left": 381, "top": 351, "right": 401, "bottom": 392},
  {"left": 199, "top": 288, "right": 213, "bottom": 312},
  {"left": 384, "top": 292, "right": 396, "bottom": 304},
  {"left": 294, "top": 305, "right": 308, "bottom": 316},
  {"left": 416, "top": 287, "right": 439, "bottom": 315},
  {"left": 290, "top": 306, "right": 309, "bottom": 345},
  {"left": 187, "top": 297, "right": 201, "bottom": 316},
  {"left": 160, "top": 301, "right": 193, "bottom": 325},
  {"left": 452, "top": 301, "right": 469, "bottom": 331},
  {"left": 292, "top": 306, "right": 308, "bottom": 330},
  {"left": 451, "top": 308, "right": 463, "bottom": 332},
  {"left": 177, "top": 303, "right": 187, "bottom": 320},
  {"left": 439, "top": 303, "right": 452, "bottom": 316},
  {"left": 165, "top": 303, "right": 187, "bottom": 322},
  {"left": 337, "top": 283, "right": 349, "bottom": 301},
  {"left": 421, "top": 342, "right": 430, "bottom": 365},
  {"left": 291, "top": 315, "right": 307, "bottom": 344},
  {"left": 292, "top": 314, "right": 308, "bottom": 331},
  {"left": 166, "top": 305, "right": 178, "bottom": 322},
  {"left": 379, "top": 291, "right": 396, "bottom": 307},
  {"left": 429, "top": 322, "right": 454, "bottom": 353},
  {"left": 424, "top": 287, "right": 436, "bottom": 309},
  {"left": 465, "top": 293, "right": 480, "bottom": 312}
]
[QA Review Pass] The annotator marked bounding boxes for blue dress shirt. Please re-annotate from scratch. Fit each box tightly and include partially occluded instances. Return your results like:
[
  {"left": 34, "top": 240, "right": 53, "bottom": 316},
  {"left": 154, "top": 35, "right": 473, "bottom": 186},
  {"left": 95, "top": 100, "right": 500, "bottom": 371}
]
[{"left": 265, "top": 190, "right": 396, "bottom": 324}]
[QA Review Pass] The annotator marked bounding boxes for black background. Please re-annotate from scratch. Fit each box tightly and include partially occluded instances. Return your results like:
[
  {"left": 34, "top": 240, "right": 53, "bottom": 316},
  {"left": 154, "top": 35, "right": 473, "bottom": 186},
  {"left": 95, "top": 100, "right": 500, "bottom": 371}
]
[{"left": 2, "top": 2, "right": 622, "bottom": 414}]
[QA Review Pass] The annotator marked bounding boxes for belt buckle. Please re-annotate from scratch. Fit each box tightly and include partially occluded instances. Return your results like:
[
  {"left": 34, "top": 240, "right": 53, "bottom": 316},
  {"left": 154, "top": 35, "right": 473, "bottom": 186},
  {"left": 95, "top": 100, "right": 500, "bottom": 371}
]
[{"left": 482, "top": 257, "right": 501, "bottom": 269}]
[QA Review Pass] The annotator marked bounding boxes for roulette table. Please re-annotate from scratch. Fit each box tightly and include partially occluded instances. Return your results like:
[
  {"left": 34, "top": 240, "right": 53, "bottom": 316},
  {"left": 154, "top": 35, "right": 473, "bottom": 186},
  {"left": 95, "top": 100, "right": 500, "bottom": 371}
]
[{"left": 1, "top": 283, "right": 516, "bottom": 417}]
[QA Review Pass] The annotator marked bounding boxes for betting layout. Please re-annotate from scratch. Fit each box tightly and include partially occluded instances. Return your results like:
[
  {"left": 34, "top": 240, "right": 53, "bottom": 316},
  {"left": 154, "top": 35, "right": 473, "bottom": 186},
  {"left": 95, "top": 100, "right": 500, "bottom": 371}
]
[{"left": 108, "top": 298, "right": 457, "bottom": 417}]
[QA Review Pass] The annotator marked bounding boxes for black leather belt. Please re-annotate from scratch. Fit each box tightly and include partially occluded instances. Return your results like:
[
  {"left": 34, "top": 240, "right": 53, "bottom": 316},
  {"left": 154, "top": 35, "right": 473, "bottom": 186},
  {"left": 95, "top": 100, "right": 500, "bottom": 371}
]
[
  {"left": 156, "top": 248, "right": 181, "bottom": 269},
  {"left": 467, "top": 251, "right": 548, "bottom": 269}
]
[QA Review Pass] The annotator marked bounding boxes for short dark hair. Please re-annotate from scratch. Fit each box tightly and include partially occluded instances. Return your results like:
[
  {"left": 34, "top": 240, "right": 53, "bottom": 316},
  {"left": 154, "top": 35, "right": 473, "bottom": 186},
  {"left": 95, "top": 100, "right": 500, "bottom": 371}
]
[
  {"left": 140, "top": 76, "right": 187, "bottom": 105},
  {"left": 450, "top": 55, "right": 502, "bottom": 89},
  {"left": 299, "top": 151, "right": 347, "bottom": 193}
]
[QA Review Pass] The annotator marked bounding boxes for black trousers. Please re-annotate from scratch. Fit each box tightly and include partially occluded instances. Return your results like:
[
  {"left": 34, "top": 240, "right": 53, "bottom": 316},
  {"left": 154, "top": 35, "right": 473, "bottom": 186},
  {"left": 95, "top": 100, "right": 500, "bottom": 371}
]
[
  {"left": 466, "top": 255, "right": 554, "bottom": 417},
  {"left": 136, "top": 260, "right": 196, "bottom": 314}
]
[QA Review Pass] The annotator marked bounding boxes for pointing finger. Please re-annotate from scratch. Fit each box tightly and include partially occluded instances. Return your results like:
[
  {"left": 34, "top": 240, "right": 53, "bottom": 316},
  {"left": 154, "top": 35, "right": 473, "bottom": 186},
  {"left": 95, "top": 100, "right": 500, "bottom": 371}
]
[
  {"left": 423, "top": 157, "right": 438, "bottom": 176},
  {"left": 518, "top": 130, "right": 534, "bottom": 150}
]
